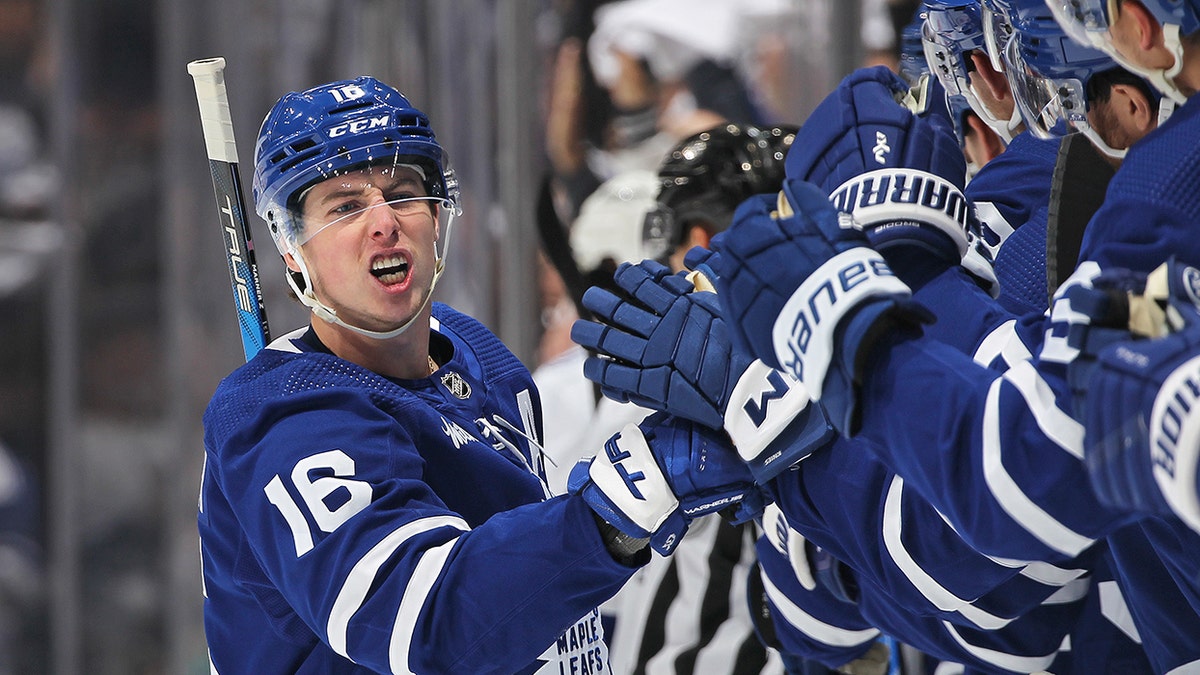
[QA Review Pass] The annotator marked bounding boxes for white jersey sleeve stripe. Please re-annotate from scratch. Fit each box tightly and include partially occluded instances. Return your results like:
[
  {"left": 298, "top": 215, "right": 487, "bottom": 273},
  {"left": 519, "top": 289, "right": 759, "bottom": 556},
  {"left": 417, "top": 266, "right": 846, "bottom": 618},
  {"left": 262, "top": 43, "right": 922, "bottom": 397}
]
[
  {"left": 935, "top": 513, "right": 1087, "bottom": 587},
  {"left": 882, "top": 477, "right": 1012, "bottom": 629},
  {"left": 1098, "top": 580, "right": 1143, "bottom": 644},
  {"left": 1015, "top": 560, "right": 1087, "bottom": 586},
  {"left": 1165, "top": 661, "right": 1200, "bottom": 675},
  {"left": 1042, "top": 577, "right": 1090, "bottom": 604},
  {"left": 327, "top": 515, "right": 469, "bottom": 659},
  {"left": 972, "top": 319, "right": 1032, "bottom": 368},
  {"left": 389, "top": 538, "right": 458, "bottom": 674},
  {"left": 1004, "top": 361, "right": 1085, "bottom": 459},
  {"left": 983, "top": 379, "right": 1094, "bottom": 556},
  {"left": 760, "top": 568, "right": 880, "bottom": 647},
  {"left": 941, "top": 621, "right": 1059, "bottom": 673}
]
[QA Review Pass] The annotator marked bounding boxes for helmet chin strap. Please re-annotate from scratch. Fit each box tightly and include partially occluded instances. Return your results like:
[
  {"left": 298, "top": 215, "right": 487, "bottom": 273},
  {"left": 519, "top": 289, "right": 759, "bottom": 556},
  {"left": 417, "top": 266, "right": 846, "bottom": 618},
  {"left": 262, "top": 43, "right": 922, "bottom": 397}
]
[
  {"left": 286, "top": 235, "right": 452, "bottom": 341},
  {"left": 281, "top": 198, "right": 460, "bottom": 341},
  {"left": 1079, "top": 125, "right": 1128, "bottom": 160},
  {"left": 969, "top": 85, "right": 1023, "bottom": 143}
]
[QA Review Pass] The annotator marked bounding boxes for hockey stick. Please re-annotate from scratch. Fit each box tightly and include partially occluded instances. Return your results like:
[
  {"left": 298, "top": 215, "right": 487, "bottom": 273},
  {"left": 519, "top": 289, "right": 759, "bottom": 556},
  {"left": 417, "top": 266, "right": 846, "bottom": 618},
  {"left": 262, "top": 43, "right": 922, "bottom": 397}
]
[{"left": 187, "top": 57, "right": 271, "bottom": 360}]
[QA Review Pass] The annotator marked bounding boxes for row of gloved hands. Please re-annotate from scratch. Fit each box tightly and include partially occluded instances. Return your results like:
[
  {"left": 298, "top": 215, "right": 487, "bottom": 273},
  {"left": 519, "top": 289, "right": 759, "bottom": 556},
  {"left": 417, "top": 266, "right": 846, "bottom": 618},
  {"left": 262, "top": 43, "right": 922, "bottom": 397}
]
[
  {"left": 1060, "top": 257, "right": 1200, "bottom": 532},
  {"left": 566, "top": 65, "right": 979, "bottom": 556},
  {"left": 568, "top": 64, "right": 1200, "bottom": 556}
]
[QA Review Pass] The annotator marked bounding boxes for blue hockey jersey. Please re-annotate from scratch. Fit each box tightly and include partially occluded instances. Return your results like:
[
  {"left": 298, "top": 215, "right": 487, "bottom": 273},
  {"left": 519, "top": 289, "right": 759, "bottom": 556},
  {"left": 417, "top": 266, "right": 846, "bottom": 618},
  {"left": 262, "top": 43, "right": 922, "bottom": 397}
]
[
  {"left": 846, "top": 94, "right": 1200, "bottom": 671},
  {"left": 200, "top": 303, "right": 636, "bottom": 674},
  {"left": 967, "top": 131, "right": 1060, "bottom": 264}
]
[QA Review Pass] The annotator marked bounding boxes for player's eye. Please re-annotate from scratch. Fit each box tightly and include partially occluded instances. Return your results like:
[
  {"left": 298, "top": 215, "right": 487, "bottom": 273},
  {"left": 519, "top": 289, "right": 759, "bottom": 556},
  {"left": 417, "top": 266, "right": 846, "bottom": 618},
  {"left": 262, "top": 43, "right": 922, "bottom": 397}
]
[{"left": 330, "top": 200, "right": 361, "bottom": 215}]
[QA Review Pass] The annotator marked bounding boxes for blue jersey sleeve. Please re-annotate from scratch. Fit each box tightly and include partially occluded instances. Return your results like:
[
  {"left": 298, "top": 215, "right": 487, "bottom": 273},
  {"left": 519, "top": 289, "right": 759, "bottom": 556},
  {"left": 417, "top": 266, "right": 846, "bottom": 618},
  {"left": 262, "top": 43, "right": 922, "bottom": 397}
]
[{"left": 200, "top": 324, "right": 635, "bottom": 674}]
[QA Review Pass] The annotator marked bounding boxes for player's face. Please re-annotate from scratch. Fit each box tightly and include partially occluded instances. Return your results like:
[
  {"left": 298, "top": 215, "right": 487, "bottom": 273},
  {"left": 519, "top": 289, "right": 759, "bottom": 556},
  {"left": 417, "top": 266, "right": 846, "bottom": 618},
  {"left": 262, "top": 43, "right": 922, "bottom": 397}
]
[{"left": 296, "top": 165, "right": 439, "bottom": 333}]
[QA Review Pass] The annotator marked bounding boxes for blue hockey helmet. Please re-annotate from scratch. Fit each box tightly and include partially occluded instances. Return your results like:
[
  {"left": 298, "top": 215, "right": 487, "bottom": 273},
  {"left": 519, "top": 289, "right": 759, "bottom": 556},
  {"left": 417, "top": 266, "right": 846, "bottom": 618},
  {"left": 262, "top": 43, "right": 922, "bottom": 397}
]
[
  {"left": 251, "top": 77, "right": 462, "bottom": 340},
  {"left": 1003, "top": 3, "right": 1132, "bottom": 155},
  {"left": 922, "top": 0, "right": 987, "bottom": 96},
  {"left": 923, "top": 0, "right": 1024, "bottom": 141},
  {"left": 253, "top": 76, "right": 460, "bottom": 256},
  {"left": 981, "top": 0, "right": 1016, "bottom": 71},
  {"left": 1044, "top": 0, "right": 1200, "bottom": 102},
  {"left": 900, "top": 10, "right": 932, "bottom": 83}
]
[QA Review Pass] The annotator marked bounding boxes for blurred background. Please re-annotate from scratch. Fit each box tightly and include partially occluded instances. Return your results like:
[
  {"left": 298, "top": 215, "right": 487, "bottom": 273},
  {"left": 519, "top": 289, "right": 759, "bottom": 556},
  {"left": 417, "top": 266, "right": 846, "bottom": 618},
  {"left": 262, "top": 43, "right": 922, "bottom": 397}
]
[{"left": 0, "top": 0, "right": 921, "bottom": 672}]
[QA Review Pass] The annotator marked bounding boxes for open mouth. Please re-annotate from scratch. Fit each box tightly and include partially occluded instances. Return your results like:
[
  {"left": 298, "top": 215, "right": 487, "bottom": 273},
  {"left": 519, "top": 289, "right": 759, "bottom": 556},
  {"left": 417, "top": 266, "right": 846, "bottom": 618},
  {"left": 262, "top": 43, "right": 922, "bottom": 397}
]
[{"left": 370, "top": 254, "right": 410, "bottom": 285}]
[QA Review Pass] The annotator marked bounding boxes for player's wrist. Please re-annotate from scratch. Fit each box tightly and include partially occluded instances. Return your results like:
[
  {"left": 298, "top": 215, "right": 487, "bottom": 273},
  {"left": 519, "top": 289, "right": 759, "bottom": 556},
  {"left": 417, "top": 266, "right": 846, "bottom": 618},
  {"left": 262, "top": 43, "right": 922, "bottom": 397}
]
[{"left": 591, "top": 512, "right": 649, "bottom": 566}]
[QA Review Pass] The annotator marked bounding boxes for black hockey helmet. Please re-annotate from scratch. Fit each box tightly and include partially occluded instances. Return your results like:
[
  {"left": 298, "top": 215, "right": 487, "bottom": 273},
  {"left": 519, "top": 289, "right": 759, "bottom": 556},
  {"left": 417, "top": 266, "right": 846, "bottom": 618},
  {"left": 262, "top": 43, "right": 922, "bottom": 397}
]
[{"left": 654, "top": 123, "right": 799, "bottom": 244}]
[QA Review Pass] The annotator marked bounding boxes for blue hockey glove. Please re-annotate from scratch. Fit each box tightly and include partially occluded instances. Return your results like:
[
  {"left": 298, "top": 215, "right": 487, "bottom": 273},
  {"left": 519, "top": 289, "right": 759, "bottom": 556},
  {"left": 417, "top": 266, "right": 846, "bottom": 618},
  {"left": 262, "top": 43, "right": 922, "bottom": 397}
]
[
  {"left": 1072, "top": 259, "right": 1200, "bottom": 532},
  {"left": 711, "top": 178, "right": 934, "bottom": 435},
  {"left": 785, "top": 66, "right": 971, "bottom": 270},
  {"left": 571, "top": 257, "right": 836, "bottom": 482},
  {"left": 568, "top": 412, "right": 759, "bottom": 556}
]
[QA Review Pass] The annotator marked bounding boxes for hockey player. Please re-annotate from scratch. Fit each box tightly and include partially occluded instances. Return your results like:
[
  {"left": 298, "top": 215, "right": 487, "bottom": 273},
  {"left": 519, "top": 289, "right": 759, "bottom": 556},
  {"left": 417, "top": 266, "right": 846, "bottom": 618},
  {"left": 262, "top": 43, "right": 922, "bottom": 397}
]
[
  {"left": 197, "top": 76, "right": 762, "bottom": 674},
  {"left": 704, "top": 0, "right": 1200, "bottom": 666},
  {"left": 573, "top": 62, "right": 1152, "bottom": 675},
  {"left": 920, "top": 0, "right": 1064, "bottom": 310}
]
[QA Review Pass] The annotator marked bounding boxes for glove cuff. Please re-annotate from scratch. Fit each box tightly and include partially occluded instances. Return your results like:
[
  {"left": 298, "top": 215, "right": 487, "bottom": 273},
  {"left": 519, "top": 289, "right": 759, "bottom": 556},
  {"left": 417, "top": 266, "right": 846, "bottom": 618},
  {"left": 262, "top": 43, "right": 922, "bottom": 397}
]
[
  {"left": 587, "top": 424, "right": 679, "bottom": 536},
  {"left": 830, "top": 169, "right": 970, "bottom": 259},
  {"left": 770, "top": 248, "right": 912, "bottom": 401},
  {"left": 724, "top": 361, "right": 812, "bottom": 461}
]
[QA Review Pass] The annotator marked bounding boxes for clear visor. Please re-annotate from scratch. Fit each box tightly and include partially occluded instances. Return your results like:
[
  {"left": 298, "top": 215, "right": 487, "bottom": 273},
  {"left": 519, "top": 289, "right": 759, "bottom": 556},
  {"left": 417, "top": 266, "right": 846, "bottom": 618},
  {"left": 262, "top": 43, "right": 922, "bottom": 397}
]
[
  {"left": 273, "top": 158, "right": 457, "bottom": 252},
  {"left": 922, "top": 22, "right": 973, "bottom": 98},
  {"left": 1044, "top": 0, "right": 1115, "bottom": 51},
  {"left": 1004, "top": 36, "right": 1089, "bottom": 139},
  {"left": 640, "top": 204, "right": 678, "bottom": 265},
  {"left": 981, "top": 3, "right": 1012, "bottom": 73}
]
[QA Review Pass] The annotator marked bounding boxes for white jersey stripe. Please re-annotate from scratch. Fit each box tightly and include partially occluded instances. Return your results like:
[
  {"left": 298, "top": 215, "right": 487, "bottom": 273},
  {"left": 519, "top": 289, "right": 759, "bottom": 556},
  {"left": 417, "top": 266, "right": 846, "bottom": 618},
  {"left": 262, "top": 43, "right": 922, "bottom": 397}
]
[
  {"left": 941, "top": 621, "right": 1058, "bottom": 673},
  {"left": 1042, "top": 577, "right": 1090, "bottom": 604},
  {"left": 973, "top": 319, "right": 1032, "bottom": 369},
  {"left": 882, "top": 477, "right": 1012, "bottom": 629},
  {"left": 1016, "top": 560, "right": 1087, "bottom": 586},
  {"left": 760, "top": 569, "right": 880, "bottom": 647},
  {"left": 390, "top": 538, "right": 458, "bottom": 674},
  {"left": 1004, "top": 361, "right": 1085, "bottom": 459},
  {"left": 1164, "top": 659, "right": 1200, "bottom": 674},
  {"left": 983, "top": 378, "right": 1094, "bottom": 556},
  {"left": 327, "top": 515, "right": 469, "bottom": 660}
]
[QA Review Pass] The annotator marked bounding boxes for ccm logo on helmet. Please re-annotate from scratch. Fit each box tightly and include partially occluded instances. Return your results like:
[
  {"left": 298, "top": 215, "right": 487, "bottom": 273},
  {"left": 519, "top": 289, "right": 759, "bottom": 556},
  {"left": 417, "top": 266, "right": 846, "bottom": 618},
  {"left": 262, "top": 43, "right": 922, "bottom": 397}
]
[{"left": 327, "top": 115, "right": 391, "bottom": 138}]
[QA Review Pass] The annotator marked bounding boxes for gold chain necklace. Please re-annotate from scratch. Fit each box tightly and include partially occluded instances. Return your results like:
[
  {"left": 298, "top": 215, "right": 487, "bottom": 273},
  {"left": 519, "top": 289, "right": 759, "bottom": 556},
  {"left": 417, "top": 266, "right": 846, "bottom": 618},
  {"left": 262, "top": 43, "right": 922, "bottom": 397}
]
[{"left": 427, "top": 355, "right": 438, "bottom": 375}]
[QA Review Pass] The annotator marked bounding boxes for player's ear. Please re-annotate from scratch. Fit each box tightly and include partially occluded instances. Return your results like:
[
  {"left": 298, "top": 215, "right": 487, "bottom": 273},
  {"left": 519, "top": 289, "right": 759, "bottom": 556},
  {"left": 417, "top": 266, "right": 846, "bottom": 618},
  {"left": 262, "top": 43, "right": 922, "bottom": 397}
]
[
  {"left": 283, "top": 251, "right": 302, "bottom": 274},
  {"left": 1110, "top": 82, "right": 1157, "bottom": 136},
  {"left": 1124, "top": 0, "right": 1164, "bottom": 52}
]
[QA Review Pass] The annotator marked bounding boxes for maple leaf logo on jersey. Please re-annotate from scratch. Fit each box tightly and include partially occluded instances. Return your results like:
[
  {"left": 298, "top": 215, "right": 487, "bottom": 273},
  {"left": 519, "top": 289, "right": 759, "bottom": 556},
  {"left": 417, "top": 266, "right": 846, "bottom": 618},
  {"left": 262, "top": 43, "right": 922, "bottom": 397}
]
[
  {"left": 441, "top": 417, "right": 476, "bottom": 449},
  {"left": 440, "top": 371, "right": 472, "bottom": 400}
]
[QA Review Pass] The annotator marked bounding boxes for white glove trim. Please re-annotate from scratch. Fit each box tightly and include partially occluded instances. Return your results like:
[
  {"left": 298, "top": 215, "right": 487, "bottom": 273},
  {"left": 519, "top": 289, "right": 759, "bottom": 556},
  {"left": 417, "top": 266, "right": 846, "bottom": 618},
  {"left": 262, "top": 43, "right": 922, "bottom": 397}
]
[
  {"left": 831, "top": 168, "right": 970, "bottom": 257},
  {"left": 589, "top": 423, "right": 679, "bottom": 534},
  {"left": 771, "top": 247, "right": 911, "bottom": 400},
  {"left": 724, "top": 360, "right": 812, "bottom": 463},
  {"left": 1150, "top": 353, "right": 1200, "bottom": 533}
]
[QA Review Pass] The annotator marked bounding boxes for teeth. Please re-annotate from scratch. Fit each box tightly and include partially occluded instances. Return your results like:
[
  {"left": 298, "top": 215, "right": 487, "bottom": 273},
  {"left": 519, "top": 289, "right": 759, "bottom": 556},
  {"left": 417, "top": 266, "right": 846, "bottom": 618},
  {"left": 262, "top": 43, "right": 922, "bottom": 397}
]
[
  {"left": 371, "top": 254, "right": 409, "bottom": 284},
  {"left": 372, "top": 255, "right": 407, "bottom": 272}
]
